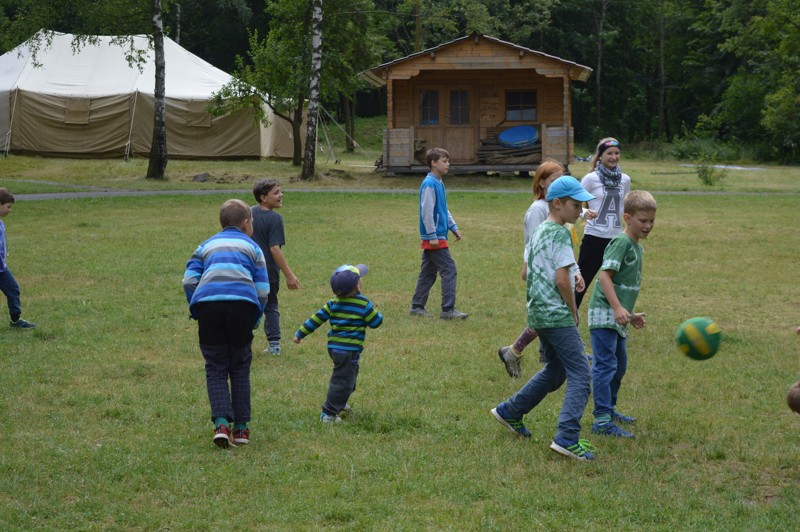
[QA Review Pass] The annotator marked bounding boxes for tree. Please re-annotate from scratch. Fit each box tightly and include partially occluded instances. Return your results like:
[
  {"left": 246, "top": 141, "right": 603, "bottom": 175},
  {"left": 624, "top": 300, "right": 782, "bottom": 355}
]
[
  {"left": 215, "top": 0, "right": 378, "bottom": 167},
  {"left": 301, "top": 0, "right": 323, "bottom": 180},
  {"left": 146, "top": 0, "right": 168, "bottom": 179}
]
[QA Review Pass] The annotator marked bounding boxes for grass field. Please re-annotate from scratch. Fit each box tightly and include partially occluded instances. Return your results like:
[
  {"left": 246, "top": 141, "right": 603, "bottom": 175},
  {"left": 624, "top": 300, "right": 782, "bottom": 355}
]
[{"left": 0, "top": 155, "right": 798, "bottom": 528}]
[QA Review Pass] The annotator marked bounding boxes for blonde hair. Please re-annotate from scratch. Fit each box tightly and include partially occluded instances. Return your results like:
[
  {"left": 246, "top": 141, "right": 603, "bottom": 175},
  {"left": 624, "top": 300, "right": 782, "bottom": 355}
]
[
  {"left": 624, "top": 190, "right": 657, "bottom": 215},
  {"left": 532, "top": 159, "right": 565, "bottom": 199},
  {"left": 219, "top": 199, "right": 252, "bottom": 229},
  {"left": 590, "top": 137, "right": 620, "bottom": 168}
]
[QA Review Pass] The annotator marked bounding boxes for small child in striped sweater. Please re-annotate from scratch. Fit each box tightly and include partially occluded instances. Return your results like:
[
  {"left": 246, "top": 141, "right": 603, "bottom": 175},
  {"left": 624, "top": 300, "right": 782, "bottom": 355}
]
[{"left": 294, "top": 264, "right": 383, "bottom": 423}]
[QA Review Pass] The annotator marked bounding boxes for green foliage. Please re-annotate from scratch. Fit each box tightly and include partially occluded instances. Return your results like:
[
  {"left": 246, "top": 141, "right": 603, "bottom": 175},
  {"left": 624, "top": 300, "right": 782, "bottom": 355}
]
[
  {"left": 0, "top": 181, "right": 798, "bottom": 528},
  {"left": 694, "top": 156, "right": 729, "bottom": 187}
]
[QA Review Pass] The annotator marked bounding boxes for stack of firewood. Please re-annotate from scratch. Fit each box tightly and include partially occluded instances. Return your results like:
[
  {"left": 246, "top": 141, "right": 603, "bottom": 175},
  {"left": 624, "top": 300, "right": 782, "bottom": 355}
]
[{"left": 477, "top": 136, "right": 542, "bottom": 165}]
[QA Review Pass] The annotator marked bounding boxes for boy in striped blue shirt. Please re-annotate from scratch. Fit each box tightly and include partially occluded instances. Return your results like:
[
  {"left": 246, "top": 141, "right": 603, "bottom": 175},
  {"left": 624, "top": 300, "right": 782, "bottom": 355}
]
[
  {"left": 294, "top": 264, "right": 383, "bottom": 422},
  {"left": 183, "top": 199, "right": 269, "bottom": 448}
]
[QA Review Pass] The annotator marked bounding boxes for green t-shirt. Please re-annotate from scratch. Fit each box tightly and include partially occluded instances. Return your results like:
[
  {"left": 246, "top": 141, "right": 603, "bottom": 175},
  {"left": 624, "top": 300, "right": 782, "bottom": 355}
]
[
  {"left": 587, "top": 232, "right": 643, "bottom": 337},
  {"left": 526, "top": 221, "right": 578, "bottom": 330}
]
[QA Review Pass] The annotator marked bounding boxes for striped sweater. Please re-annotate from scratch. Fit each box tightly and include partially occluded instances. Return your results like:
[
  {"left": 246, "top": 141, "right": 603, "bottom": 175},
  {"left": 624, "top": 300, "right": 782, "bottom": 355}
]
[
  {"left": 183, "top": 226, "right": 269, "bottom": 325},
  {"left": 295, "top": 294, "right": 383, "bottom": 352}
]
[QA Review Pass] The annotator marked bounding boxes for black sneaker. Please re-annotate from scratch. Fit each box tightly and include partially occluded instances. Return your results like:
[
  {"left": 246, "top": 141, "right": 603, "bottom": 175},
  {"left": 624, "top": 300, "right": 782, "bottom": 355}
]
[{"left": 10, "top": 318, "right": 35, "bottom": 329}]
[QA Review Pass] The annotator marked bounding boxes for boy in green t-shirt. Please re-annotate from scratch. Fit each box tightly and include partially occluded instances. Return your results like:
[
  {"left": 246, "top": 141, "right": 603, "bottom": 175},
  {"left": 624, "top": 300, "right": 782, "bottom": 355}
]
[{"left": 587, "top": 190, "right": 657, "bottom": 438}]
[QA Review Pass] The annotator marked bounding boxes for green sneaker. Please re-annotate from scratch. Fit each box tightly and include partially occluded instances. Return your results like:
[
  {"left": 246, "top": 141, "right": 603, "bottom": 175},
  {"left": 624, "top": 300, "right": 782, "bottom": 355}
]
[
  {"left": 550, "top": 438, "right": 597, "bottom": 461},
  {"left": 490, "top": 405, "right": 531, "bottom": 438}
]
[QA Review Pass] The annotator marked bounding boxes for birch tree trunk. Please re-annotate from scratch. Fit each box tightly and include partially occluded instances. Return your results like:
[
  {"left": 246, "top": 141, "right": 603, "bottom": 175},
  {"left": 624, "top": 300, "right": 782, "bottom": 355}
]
[
  {"left": 301, "top": 0, "right": 322, "bottom": 181},
  {"left": 147, "top": 0, "right": 168, "bottom": 179}
]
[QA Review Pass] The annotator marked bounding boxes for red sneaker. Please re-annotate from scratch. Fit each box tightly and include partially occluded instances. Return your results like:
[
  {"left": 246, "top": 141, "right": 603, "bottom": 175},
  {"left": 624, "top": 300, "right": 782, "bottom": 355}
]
[
  {"left": 233, "top": 428, "right": 250, "bottom": 445},
  {"left": 213, "top": 424, "right": 236, "bottom": 448}
]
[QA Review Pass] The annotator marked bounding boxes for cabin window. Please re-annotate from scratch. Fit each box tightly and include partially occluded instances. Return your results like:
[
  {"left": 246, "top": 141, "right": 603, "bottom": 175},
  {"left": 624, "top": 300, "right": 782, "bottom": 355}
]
[
  {"left": 505, "top": 90, "right": 537, "bottom": 121},
  {"left": 449, "top": 90, "right": 469, "bottom": 125},
  {"left": 420, "top": 90, "right": 440, "bottom": 125}
]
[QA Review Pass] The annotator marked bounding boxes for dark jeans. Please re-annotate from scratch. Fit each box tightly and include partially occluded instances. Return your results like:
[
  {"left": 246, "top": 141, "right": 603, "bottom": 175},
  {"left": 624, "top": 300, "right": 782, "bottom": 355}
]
[
  {"left": 322, "top": 348, "right": 360, "bottom": 416},
  {"left": 411, "top": 247, "right": 458, "bottom": 312},
  {"left": 0, "top": 268, "right": 22, "bottom": 320},
  {"left": 262, "top": 279, "right": 280, "bottom": 343},
  {"left": 194, "top": 301, "right": 257, "bottom": 423},
  {"left": 575, "top": 235, "right": 611, "bottom": 308}
]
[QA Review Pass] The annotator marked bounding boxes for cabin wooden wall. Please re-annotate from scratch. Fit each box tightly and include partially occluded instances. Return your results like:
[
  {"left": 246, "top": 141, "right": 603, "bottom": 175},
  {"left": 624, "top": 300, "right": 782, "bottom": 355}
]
[{"left": 380, "top": 37, "right": 581, "bottom": 167}]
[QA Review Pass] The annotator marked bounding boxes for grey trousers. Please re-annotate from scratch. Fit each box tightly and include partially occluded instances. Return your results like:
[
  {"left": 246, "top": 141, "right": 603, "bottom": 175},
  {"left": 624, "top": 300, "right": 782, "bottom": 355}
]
[
  {"left": 411, "top": 247, "right": 458, "bottom": 312},
  {"left": 322, "top": 348, "right": 360, "bottom": 416}
]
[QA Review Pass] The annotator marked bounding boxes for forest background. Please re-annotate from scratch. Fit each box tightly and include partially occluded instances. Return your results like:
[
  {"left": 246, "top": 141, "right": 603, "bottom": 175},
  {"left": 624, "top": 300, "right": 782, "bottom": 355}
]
[{"left": 1, "top": 0, "right": 799, "bottom": 163}]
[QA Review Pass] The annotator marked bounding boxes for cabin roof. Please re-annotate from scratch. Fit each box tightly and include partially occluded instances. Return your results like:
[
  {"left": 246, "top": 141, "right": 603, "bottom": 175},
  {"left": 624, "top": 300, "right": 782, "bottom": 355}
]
[{"left": 361, "top": 32, "right": 592, "bottom": 87}]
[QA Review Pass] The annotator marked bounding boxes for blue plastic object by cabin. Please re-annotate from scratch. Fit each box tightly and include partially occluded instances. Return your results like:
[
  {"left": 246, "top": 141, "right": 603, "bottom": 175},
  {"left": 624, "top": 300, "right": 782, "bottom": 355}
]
[{"left": 497, "top": 125, "right": 539, "bottom": 148}]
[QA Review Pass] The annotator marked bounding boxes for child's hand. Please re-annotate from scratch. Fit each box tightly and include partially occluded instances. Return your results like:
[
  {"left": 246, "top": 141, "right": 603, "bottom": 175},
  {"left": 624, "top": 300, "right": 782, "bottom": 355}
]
[
  {"left": 453, "top": 229, "right": 462, "bottom": 241},
  {"left": 293, "top": 336, "right": 301, "bottom": 344},
  {"left": 574, "top": 273, "right": 585, "bottom": 293},
  {"left": 614, "top": 307, "right": 631, "bottom": 325},
  {"left": 429, "top": 239, "right": 440, "bottom": 248},
  {"left": 630, "top": 312, "right": 647, "bottom": 329},
  {"left": 583, "top": 209, "right": 598, "bottom": 221},
  {"left": 286, "top": 275, "right": 301, "bottom": 290}
]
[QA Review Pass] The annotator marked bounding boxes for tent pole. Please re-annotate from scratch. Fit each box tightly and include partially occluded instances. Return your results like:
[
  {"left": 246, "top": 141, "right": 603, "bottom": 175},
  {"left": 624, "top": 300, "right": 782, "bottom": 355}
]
[
  {"left": 3, "top": 88, "right": 18, "bottom": 157},
  {"left": 125, "top": 91, "right": 139, "bottom": 161}
]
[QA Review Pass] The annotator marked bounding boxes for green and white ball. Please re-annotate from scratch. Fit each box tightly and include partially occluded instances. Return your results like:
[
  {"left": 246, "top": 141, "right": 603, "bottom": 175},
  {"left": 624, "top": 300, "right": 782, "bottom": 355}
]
[{"left": 675, "top": 317, "right": 721, "bottom": 360}]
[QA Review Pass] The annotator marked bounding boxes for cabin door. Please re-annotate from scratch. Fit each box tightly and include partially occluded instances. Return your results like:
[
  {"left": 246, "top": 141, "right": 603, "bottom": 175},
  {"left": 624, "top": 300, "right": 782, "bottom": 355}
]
[{"left": 415, "top": 85, "right": 477, "bottom": 164}]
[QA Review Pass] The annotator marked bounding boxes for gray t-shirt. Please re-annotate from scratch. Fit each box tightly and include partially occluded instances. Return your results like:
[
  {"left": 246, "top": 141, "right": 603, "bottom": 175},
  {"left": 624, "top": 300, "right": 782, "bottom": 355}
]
[{"left": 251, "top": 206, "right": 285, "bottom": 282}]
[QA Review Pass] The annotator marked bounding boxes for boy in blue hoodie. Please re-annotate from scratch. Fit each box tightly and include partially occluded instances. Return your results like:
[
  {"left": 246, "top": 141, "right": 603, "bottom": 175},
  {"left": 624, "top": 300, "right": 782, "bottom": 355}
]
[
  {"left": 409, "top": 148, "right": 468, "bottom": 320},
  {"left": 183, "top": 199, "right": 269, "bottom": 448}
]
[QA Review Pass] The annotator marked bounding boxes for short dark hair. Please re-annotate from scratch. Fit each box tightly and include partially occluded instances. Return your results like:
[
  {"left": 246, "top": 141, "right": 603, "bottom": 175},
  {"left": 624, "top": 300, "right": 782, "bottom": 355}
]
[
  {"left": 426, "top": 148, "right": 450, "bottom": 169},
  {"left": 0, "top": 187, "right": 15, "bottom": 204},
  {"left": 252, "top": 178, "right": 280, "bottom": 202},
  {"left": 219, "top": 199, "right": 251, "bottom": 229}
]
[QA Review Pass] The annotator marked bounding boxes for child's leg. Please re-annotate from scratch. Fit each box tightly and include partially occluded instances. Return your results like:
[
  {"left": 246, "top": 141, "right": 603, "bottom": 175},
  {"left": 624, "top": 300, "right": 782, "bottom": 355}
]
[
  {"left": 322, "top": 349, "right": 360, "bottom": 415},
  {"left": 501, "top": 333, "right": 566, "bottom": 419},
  {"left": 609, "top": 335, "right": 628, "bottom": 411},
  {"left": 201, "top": 344, "right": 234, "bottom": 423},
  {"left": 544, "top": 327, "right": 591, "bottom": 444},
  {"left": 512, "top": 327, "right": 538, "bottom": 353},
  {"left": 264, "top": 284, "right": 281, "bottom": 346},
  {"left": 411, "top": 250, "right": 438, "bottom": 309},
  {"left": 431, "top": 248, "right": 458, "bottom": 312},
  {"left": 575, "top": 235, "right": 608, "bottom": 308},
  {"left": 590, "top": 328, "right": 619, "bottom": 420},
  {"left": 229, "top": 343, "right": 253, "bottom": 424},
  {"left": 0, "top": 268, "right": 23, "bottom": 321}
]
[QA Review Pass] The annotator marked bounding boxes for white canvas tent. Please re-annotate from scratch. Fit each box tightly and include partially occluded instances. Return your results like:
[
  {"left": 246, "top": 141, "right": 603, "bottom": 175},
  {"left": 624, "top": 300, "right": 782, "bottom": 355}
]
[{"left": 0, "top": 31, "right": 300, "bottom": 159}]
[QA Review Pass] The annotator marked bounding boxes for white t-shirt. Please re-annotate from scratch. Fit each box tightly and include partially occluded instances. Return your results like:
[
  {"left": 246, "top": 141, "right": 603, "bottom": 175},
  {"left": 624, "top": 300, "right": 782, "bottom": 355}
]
[
  {"left": 580, "top": 170, "right": 631, "bottom": 239},
  {"left": 522, "top": 199, "right": 549, "bottom": 262}
]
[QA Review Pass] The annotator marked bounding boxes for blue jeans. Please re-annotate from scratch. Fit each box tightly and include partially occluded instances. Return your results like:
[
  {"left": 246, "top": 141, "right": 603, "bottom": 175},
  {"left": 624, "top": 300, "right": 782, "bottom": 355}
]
[
  {"left": 0, "top": 268, "right": 22, "bottom": 320},
  {"left": 590, "top": 327, "right": 628, "bottom": 418},
  {"left": 501, "top": 326, "right": 591, "bottom": 444}
]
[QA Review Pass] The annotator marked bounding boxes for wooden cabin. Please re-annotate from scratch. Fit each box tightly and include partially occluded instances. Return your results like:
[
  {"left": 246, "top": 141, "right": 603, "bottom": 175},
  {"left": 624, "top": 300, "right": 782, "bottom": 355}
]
[{"left": 361, "top": 33, "right": 592, "bottom": 174}]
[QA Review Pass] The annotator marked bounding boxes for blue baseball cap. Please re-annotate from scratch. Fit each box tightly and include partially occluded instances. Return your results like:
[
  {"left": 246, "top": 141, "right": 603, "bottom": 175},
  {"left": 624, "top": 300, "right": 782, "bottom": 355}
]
[
  {"left": 545, "top": 176, "right": 595, "bottom": 202},
  {"left": 330, "top": 264, "right": 368, "bottom": 296}
]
